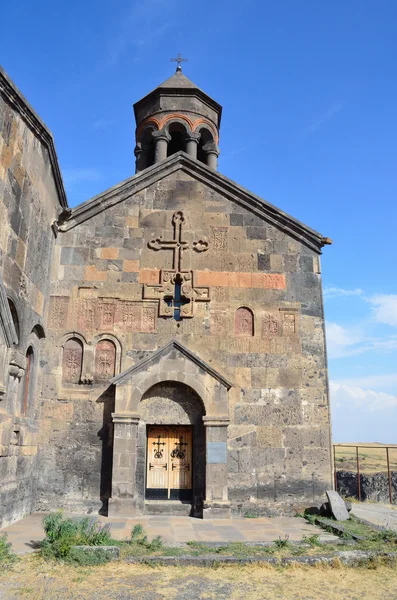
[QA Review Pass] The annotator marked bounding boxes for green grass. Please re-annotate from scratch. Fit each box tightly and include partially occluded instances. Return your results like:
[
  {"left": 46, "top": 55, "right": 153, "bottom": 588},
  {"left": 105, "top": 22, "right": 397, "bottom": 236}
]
[
  {"left": 0, "top": 533, "right": 17, "bottom": 564},
  {"left": 40, "top": 511, "right": 114, "bottom": 564},
  {"left": 37, "top": 511, "right": 397, "bottom": 567}
]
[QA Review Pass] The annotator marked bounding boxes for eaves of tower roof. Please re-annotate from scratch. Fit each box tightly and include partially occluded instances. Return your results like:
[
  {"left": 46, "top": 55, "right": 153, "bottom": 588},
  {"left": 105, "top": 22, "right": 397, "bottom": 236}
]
[
  {"left": 133, "top": 70, "right": 222, "bottom": 126},
  {"left": 57, "top": 152, "right": 331, "bottom": 254}
]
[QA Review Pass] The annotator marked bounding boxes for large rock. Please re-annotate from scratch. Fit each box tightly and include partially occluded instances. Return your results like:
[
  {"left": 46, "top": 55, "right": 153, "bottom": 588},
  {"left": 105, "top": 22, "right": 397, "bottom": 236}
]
[{"left": 326, "top": 490, "right": 350, "bottom": 521}]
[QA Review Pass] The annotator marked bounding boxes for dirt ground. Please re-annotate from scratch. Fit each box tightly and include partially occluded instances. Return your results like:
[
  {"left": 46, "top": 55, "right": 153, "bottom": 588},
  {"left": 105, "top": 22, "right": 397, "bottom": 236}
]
[{"left": 2, "top": 558, "right": 397, "bottom": 600}]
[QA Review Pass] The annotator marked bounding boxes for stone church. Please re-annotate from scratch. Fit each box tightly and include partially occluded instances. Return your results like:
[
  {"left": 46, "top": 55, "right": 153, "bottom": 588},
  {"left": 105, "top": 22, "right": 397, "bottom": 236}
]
[{"left": 0, "top": 62, "right": 333, "bottom": 526}]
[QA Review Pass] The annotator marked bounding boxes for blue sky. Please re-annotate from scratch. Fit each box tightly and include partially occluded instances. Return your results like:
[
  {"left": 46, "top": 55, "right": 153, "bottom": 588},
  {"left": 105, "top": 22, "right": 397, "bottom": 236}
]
[{"left": 2, "top": 0, "right": 397, "bottom": 442}]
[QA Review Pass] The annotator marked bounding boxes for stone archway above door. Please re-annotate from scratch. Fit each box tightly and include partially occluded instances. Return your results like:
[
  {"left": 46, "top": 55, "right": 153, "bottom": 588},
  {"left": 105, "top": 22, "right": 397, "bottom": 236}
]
[{"left": 108, "top": 340, "right": 232, "bottom": 519}]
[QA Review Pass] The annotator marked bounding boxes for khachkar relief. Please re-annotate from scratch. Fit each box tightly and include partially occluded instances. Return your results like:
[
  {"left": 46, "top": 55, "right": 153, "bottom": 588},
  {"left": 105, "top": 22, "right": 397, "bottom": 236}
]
[
  {"left": 143, "top": 211, "right": 210, "bottom": 319},
  {"left": 49, "top": 296, "right": 156, "bottom": 333}
]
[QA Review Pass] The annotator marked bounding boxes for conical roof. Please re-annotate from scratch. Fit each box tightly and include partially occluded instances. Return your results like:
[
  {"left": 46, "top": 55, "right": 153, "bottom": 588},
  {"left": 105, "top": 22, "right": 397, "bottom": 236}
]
[
  {"left": 157, "top": 69, "right": 204, "bottom": 91},
  {"left": 133, "top": 68, "right": 222, "bottom": 126}
]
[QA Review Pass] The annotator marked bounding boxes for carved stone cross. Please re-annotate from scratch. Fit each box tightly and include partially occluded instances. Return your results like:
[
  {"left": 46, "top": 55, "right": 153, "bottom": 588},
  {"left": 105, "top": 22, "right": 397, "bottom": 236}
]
[
  {"left": 148, "top": 211, "right": 208, "bottom": 271},
  {"left": 144, "top": 211, "right": 210, "bottom": 319}
]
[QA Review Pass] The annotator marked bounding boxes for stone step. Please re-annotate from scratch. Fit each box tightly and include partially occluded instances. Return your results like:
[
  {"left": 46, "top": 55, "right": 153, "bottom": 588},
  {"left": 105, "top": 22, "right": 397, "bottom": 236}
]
[{"left": 144, "top": 501, "right": 192, "bottom": 516}]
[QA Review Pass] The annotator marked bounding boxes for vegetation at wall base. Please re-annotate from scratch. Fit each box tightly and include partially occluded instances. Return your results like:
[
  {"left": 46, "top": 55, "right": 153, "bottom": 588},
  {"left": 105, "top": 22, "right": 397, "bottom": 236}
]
[
  {"left": 40, "top": 511, "right": 114, "bottom": 564},
  {"left": 0, "top": 533, "right": 17, "bottom": 564}
]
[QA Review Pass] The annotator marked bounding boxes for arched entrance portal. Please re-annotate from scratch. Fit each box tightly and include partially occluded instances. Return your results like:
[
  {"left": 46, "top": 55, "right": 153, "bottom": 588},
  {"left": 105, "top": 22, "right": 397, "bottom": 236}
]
[
  {"left": 136, "top": 381, "right": 205, "bottom": 516},
  {"left": 108, "top": 340, "right": 232, "bottom": 519}
]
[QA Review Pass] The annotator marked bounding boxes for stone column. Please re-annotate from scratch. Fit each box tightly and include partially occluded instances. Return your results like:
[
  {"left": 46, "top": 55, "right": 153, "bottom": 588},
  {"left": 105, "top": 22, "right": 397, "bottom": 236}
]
[
  {"left": 152, "top": 130, "right": 171, "bottom": 163},
  {"left": 202, "top": 415, "right": 231, "bottom": 519},
  {"left": 203, "top": 142, "right": 220, "bottom": 169},
  {"left": 185, "top": 132, "right": 201, "bottom": 159},
  {"left": 108, "top": 413, "right": 140, "bottom": 517},
  {"left": 206, "top": 151, "right": 219, "bottom": 169},
  {"left": 134, "top": 143, "right": 145, "bottom": 173}
]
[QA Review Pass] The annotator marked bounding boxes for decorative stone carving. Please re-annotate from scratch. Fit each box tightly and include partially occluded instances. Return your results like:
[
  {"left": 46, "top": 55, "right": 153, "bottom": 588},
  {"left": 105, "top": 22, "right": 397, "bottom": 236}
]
[
  {"left": 19, "top": 274, "right": 30, "bottom": 300},
  {"left": 79, "top": 299, "right": 96, "bottom": 330},
  {"left": 144, "top": 211, "right": 210, "bottom": 319},
  {"left": 99, "top": 300, "right": 115, "bottom": 328},
  {"left": 282, "top": 313, "right": 297, "bottom": 335},
  {"left": 62, "top": 338, "right": 83, "bottom": 383},
  {"left": 262, "top": 313, "right": 280, "bottom": 337},
  {"left": 142, "top": 307, "right": 156, "bottom": 332},
  {"left": 211, "top": 314, "right": 225, "bottom": 336},
  {"left": 144, "top": 270, "right": 210, "bottom": 319},
  {"left": 210, "top": 227, "right": 227, "bottom": 250},
  {"left": 49, "top": 296, "right": 69, "bottom": 329},
  {"left": 121, "top": 302, "right": 141, "bottom": 330},
  {"left": 235, "top": 307, "right": 254, "bottom": 337},
  {"left": 95, "top": 340, "right": 116, "bottom": 381}
]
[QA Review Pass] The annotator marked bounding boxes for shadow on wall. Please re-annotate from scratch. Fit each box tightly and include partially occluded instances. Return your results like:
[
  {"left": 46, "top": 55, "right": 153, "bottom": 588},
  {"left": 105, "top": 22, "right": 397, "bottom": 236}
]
[{"left": 97, "top": 386, "right": 115, "bottom": 515}]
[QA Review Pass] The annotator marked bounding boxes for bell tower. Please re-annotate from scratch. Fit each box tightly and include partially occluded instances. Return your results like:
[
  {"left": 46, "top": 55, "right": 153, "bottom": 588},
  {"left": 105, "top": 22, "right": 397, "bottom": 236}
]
[{"left": 133, "top": 59, "right": 222, "bottom": 173}]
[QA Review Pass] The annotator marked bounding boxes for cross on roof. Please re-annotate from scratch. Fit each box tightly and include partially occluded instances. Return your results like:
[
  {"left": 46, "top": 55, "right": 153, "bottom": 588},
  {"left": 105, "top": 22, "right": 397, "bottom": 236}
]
[{"left": 170, "top": 53, "right": 188, "bottom": 72}]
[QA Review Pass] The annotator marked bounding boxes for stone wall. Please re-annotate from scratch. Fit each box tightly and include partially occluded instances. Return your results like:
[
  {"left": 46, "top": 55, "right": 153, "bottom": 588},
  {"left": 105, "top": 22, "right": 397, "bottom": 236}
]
[
  {"left": 337, "top": 470, "right": 397, "bottom": 504},
  {"left": 0, "top": 76, "right": 61, "bottom": 526},
  {"left": 37, "top": 167, "right": 332, "bottom": 515}
]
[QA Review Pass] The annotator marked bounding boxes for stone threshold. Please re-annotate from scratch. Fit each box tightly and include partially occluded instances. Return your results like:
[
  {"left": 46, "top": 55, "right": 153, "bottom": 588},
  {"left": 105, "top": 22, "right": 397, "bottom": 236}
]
[{"left": 125, "top": 550, "right": 397, "bottom": 567}]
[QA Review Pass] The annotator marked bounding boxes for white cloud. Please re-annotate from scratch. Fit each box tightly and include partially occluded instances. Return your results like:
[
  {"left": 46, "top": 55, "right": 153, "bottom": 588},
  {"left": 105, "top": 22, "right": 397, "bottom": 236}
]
[
  {"left": 93, "top": 119, "right": 115, "bottom": 131},
  {"left": 306, "top": 103, "right": 343, "bottom": 134},
  {"left": 63, "top": 168, "right": 102, "bottom": 187},
  {"left": 326, "top": 320, "right": 397, "bottom": 358},
  {"left": 106, "top": 1, "right": 173, "bottom": 66},
  {"left": 368, "top": 294, "right": 397, "bottom": 327},
  {"left": 336, "top": 373, "right": 397, "bottom": 392},
  {"left": 325, "top": 321, "right": 364, "bottom": 358},
  {"left": 324, "top": 287, "right": 364, "bottom": 299},
  {"left": 330, "top": 381, "right": 397, "bottom": 412}
]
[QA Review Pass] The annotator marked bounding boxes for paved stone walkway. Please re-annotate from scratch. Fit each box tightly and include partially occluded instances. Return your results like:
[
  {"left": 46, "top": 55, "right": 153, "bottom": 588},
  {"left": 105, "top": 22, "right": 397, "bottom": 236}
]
[
  {"left": 351, "top": 502, "right": 397, "bottom": 531},
  {"left": 1, "top": 512, "right": 337, "bottom": 555}
]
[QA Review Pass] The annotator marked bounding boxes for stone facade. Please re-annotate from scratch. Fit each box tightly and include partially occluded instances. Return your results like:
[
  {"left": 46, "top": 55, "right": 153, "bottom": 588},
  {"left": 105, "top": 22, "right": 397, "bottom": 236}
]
[
  {"left": 0, "top": 67, "right": 66, "bottom": 526},
  {"left": 0, "top": 65, "right": 333, "bottom": 525}
]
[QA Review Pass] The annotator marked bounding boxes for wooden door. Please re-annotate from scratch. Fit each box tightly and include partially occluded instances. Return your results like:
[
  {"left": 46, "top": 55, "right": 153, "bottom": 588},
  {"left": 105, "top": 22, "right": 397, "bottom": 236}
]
[
  {"left": 146, "top": 426, "right": 192, "bottom": 500},
  {"left": 146, "top": 426, "right": 169, "bottom": 499},
  {"left": 169, "top": 427, "right": 192, "bottom": 500}
]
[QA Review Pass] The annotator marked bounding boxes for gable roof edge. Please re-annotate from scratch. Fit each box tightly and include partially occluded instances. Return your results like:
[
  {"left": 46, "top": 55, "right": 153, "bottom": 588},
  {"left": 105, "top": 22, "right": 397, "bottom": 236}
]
[
  {"left": 110, "top": 340, "right": 232, "bottom": 389},
  {"left": 58, "top": 152, "right": 330, "bottom": 253},
  {"left": 0, "top": 66, "right": 68, "bottom": 209}
]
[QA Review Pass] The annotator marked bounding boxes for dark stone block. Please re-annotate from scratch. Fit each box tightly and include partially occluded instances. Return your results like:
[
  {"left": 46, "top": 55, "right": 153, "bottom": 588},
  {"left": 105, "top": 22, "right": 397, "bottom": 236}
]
[
  {"left": 243, "top": 213, "right": 264, "bottom": 227},
  {"left": 257, "top": 253, "right": 270, "bottom": 271},
  {"left": 95, "top": 226, "right": 123, "bottom": 238},
  {"left": 7, "top": 236, "right": 17, "bottom": 259},
  {"left": 19, "top": 217, "right": 29, "bottom": 243},
  {"left": 301, "top": 302, "right": 322, "bottom": 318},
  {"left": 7, "top": 170, "right": 22, "bottom": 205},
  {"left": 123, "top": 238, "right": 143, "bottom": 250},
  {"left": 246, "top": 227, "right": 268, "bottom": 240},
  {"left": 9, "top": 206, "right": 21, "bottom": 235},
  {"left": 299, "top": 256, "right": 314, "bottom": 272},
  {"left": 229, "top": 213, "right": 243, "bottom": 226},
  {"left": 60, "top": 247, "right": 89, "bottom": 266},
  {"left": 121, "top": 272, "right": 138, "bottom": 283},
  {"left": 284, "top": 255, "right": 298, "bottom": 272}
]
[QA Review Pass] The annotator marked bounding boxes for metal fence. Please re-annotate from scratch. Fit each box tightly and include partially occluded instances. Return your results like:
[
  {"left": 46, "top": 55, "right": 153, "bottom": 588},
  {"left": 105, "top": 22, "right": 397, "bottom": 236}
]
[{"left": 333, "top": 444, "right": 397, "bottom": 504}]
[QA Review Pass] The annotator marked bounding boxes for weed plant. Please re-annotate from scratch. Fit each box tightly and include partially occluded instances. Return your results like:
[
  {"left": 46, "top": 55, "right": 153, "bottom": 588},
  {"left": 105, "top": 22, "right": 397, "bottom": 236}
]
[
  {"left": 0, "top": 533, "right": 16, "bottom": 564},
  {"left": 40, "top": 511, "right": 113, "bottom": 563}
]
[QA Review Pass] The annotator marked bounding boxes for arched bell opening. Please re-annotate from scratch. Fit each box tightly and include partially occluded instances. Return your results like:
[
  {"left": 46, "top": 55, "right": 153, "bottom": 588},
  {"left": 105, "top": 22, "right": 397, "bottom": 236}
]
[
  {"left": 197, "top": 127, "right": 218, "bottom": 168},
  {"left": 136, "top": 381, "right": 206, "bottom": 516},
  {"left": 136, "top": 126, "right": 156, "bottom": 171},
  {"left": 167, "top": 122, "right": 188, "bottom": 157}
]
